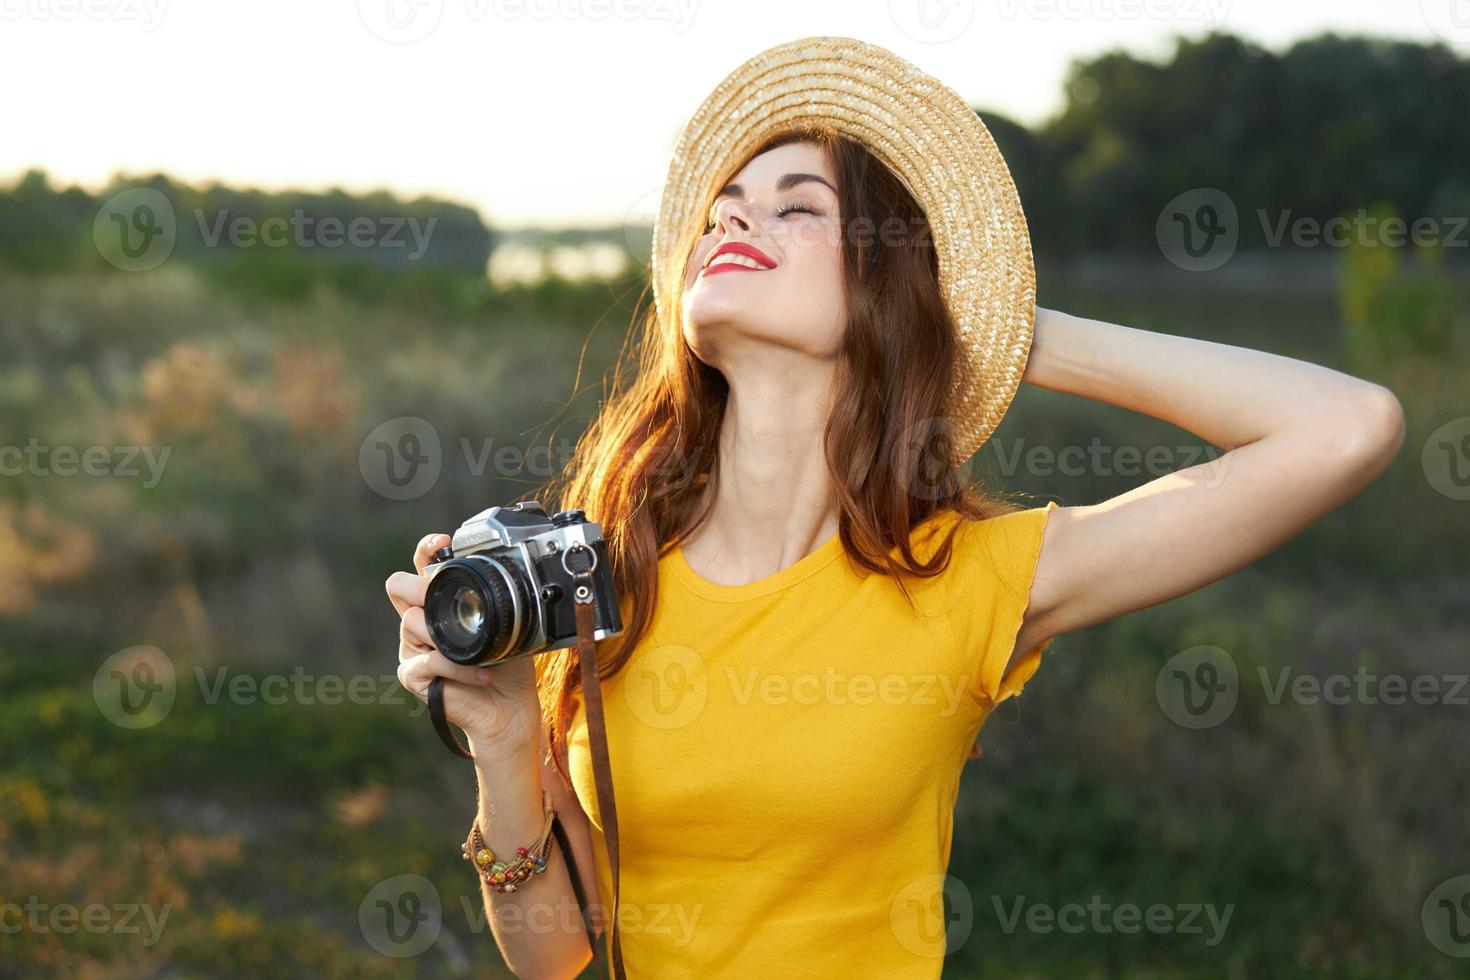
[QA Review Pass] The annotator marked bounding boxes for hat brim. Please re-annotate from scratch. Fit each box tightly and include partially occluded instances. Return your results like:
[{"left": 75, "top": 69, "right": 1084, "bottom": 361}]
[{"left": 652, "top": 35, "right": 1037, "bottom": 465}]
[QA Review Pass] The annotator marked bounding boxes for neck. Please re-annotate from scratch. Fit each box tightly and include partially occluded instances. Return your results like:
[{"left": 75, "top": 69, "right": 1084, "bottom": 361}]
[{"left": 684, "top": 354, "right": 841, "bottom": 581}]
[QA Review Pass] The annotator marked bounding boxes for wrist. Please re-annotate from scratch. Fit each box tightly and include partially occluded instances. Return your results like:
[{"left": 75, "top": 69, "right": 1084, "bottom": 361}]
[
  {"left": 462, "top": 706, "right": 538, "bottom": 756},
  {"left": 468, "top": 739, "right": 549, "bottom": 851},
  {"left": 467, "top": 728, "right": 540, "bottom": 774}
]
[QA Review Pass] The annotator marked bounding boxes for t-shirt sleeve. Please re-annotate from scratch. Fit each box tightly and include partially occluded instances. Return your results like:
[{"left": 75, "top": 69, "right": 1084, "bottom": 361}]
[{"left": 943, "top": 501, "right": 1059, "bottom": 706}]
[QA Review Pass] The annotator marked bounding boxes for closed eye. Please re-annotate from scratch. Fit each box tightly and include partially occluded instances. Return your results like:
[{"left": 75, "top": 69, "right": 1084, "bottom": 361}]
[
  {"left": 703, "top": 201, "right": 823, "bottom": 233},
  {"left": 774, "top": 203, "right": 820, "bottom": 219}
]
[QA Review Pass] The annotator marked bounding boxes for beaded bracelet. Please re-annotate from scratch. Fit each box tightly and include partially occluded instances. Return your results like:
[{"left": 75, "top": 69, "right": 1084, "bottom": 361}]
[{"left": 461, "top": 790, "right": 556, "bottom": 894}]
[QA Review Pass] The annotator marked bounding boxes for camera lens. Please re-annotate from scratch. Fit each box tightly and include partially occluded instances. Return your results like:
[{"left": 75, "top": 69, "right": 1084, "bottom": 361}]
[
  {"left": 451, "top": 586, "right": 484, "bottom": 634},
  {"left": 423, "top": 557, "right": 529, "bottom": 665}
]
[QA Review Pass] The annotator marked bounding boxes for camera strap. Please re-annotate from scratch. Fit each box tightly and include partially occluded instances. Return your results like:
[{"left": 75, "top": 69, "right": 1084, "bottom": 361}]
[
  {"left": 428, "top": 676, "right": 474, "bottom": 760},
  {"left": 571, "top": 562, "right": 628, "bottom": 980},
  {"left": 425, "top": 557, "right": 626, "bottom": 980}
]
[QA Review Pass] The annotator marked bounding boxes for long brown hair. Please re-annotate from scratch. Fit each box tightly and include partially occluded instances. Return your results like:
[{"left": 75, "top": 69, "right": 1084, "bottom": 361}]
[{"left": 530, "top": 125, "right": 1022, "bottom": 784}]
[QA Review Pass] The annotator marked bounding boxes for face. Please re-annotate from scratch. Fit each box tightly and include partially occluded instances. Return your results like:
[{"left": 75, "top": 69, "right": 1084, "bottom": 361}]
[{"left": 681, "top": 141, "right": 846, "bottom": 369}]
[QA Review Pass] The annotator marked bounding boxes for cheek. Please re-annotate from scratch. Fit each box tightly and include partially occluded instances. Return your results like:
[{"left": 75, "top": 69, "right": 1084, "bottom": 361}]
[
  {"left": 684, "top": 239, "right": 712, "bottom": 291},
  {"left": 783, "top": 243, "right": 846, "bottom": 351},
  {"left": 799, "top": 241, "right": 845, "bottom": 309}
]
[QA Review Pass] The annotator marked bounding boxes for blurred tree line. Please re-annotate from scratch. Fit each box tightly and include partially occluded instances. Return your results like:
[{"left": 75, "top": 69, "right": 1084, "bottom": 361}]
[
  {"left": 2, "top": 29, "right": 1468, "bottom": 307},
  {"left": 0, "top": 170, "right": 496, "bottom": 311},
  {"left": 989, "top": 30, "right": 1470, "bottom": 257}
]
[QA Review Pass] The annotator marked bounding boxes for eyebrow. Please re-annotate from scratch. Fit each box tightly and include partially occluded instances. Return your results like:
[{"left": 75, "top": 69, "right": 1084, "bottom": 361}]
[{"left": 714, "top": 172, "right": 838, "bottom": 201}]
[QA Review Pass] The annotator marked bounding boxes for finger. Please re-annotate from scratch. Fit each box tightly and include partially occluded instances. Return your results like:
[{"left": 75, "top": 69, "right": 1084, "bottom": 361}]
[
  {"left": 399, "top": 623, "right": 433, "bottom": 663},
  {"left": 399, "top": 606, "right": 434, "bottom": 656},
  {"left": 396, "top": 660, "right": 428, "bottom": 702},
  {"left": 385, "top": 570, "right": 428, "bottom": 616},
  {"left": 399, "top": 650, "right": 494, "bottom": 692},
  {"left": 397, "top": 670, "right": 475, "bottom": 716},
  {"left": 414, "top": 532, "right": 451, "bottom": 576}
]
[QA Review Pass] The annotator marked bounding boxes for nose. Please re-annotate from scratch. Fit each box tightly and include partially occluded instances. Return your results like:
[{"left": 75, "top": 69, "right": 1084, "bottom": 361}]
[{"left": 709, "top": 196, "right": 754, "bottom": 235}]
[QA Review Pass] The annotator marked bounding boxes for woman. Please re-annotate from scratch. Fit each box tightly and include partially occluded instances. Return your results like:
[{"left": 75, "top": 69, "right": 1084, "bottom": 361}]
[{"left": 385, "top": 40, "right": 1404, "bottom": 980}]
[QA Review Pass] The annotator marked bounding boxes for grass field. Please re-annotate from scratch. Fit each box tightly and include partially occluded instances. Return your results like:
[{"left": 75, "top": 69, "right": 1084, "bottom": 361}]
[{"left": 2, "top": 251, "right": 1467, "bottom": 977}]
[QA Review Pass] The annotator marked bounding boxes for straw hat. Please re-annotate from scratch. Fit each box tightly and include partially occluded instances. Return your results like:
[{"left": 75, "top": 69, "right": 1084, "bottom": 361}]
[{"left": 651, "top": 35, "right": 1037, "bottom": 465}]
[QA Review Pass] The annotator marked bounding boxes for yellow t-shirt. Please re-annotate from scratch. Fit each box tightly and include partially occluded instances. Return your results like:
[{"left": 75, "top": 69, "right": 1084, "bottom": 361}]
[{"left": 567, "top": 501, "right": 1058, "bottom": 977}]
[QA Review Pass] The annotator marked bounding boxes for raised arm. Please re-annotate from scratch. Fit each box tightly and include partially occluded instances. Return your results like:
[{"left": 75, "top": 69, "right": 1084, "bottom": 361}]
[{"left": 1013, "top": 305, "right": 1406, "bottom": 655}]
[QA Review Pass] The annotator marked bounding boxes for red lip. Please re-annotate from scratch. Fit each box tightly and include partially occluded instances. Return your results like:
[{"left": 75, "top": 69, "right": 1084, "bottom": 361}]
[{"left": 700, "top": 240, "right": 777, "bottom": 276}]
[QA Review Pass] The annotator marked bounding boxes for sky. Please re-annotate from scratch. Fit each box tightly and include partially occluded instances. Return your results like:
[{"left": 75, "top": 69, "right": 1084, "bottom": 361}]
[{"left": 1, "top": 0, "right": 1463, "bottom": 229}]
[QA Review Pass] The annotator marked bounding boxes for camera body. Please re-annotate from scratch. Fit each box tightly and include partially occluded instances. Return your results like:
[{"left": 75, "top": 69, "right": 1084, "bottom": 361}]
[{"left": 423, "top": 500, "right": 622, "bottom": 666}]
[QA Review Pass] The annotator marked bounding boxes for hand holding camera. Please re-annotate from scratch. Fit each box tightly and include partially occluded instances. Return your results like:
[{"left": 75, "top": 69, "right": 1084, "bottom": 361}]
[
  {"left": 386, "top": 501, "right": 624, "bottom": 760},
  {"left": 386, "top": 531, "right": 541, "bottom": 756}
]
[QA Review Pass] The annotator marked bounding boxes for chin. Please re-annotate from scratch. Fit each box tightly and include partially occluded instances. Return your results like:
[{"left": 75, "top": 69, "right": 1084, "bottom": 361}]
[{"left": 684, "top": 291, "right": 756, "bottom": 333}]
